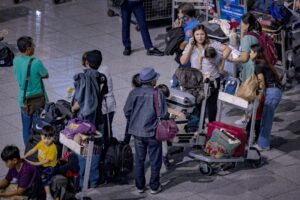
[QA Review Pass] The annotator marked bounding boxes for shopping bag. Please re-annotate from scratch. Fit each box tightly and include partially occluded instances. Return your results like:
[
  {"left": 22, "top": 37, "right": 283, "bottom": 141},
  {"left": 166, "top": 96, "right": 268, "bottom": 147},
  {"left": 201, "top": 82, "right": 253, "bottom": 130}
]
[{"left": 205, "top": 128, "right": 241, "bottom": 158}]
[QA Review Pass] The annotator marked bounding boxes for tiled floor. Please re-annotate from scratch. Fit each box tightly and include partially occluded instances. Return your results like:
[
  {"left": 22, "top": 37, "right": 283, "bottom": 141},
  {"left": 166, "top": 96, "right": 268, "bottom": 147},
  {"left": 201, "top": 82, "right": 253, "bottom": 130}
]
[{"left": 1, "top": 0, "right": 300, "bottom": 199}]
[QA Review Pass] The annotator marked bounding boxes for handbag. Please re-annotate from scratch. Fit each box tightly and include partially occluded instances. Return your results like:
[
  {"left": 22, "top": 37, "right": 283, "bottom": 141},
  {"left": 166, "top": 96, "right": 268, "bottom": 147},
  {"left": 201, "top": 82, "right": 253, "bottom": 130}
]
[
  {"left": 205, "top": 128, "right": 241, "bottom": 158},
  {"left": 153, "top": 89, "right": 178, "bottom": 142},
  {"left": 236, "top": 74, "right": 258, "bottom": 102},
  {"left": 23, "top": 58, "right": 45, "bottom": 115}
]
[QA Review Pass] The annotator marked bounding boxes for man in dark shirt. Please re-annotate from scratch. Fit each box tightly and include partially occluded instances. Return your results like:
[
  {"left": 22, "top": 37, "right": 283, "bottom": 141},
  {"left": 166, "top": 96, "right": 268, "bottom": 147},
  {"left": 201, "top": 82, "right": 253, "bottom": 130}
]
[{"left": 0, "top": 145, "right": 45, "bottom": 200}]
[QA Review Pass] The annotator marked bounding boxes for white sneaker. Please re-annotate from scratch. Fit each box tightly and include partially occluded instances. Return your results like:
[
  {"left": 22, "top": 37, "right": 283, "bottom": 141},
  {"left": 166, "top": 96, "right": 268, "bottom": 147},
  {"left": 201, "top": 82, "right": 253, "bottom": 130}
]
[
  {"left": 150, "top": 185, "right": 162, "bottom": 194},
  {"left": 253, "top": 144, "right": 270, "bottom": 151},
  {"left": 137, "top": 187, "right": 146, "bottom": 193},
  {"left": 234, "top": 117, "right": 248, "bottom": 127},
  {"left": 0, "top": 29, "right": 8, "bottom": 38}
]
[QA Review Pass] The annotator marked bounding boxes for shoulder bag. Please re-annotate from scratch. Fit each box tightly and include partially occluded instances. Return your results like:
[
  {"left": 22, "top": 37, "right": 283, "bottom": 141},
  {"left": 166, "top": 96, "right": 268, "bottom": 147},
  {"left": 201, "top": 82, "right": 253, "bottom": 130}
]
[
  {"left": 153, "top": 89, "right": 178, "bottom": 141},
  {"left": 23, "top": 58, "right": 46, "bottom": 115},
  {"left": 236, "top": 74, "right": 258, "bottom": 102}
]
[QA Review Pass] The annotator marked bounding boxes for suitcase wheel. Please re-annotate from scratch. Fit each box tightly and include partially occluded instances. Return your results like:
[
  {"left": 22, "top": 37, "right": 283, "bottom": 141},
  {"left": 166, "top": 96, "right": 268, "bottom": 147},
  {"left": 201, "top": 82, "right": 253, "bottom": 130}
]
[
  {"left": 107, "top": 9, "right": 115, "bottom": 17},
  {"left": 199, "top": 162, "right": 213, "bottom": 176}
]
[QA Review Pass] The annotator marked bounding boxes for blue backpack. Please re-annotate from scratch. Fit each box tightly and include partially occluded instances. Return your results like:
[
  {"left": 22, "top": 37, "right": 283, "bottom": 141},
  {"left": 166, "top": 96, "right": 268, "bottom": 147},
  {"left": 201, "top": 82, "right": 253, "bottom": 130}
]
[{"left": 224, "top": 78, "right": 240, "bottom": 95}]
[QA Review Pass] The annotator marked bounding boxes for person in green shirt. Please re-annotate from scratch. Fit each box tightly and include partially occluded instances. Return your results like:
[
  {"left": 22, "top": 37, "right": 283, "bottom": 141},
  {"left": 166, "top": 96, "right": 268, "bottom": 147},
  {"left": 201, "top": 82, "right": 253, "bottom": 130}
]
[
  {"left": 227, "top": 13, "right": 262, "bottom": 126},
  {"left": 13, "top": 36, "right": 49, "bottom": 146}
]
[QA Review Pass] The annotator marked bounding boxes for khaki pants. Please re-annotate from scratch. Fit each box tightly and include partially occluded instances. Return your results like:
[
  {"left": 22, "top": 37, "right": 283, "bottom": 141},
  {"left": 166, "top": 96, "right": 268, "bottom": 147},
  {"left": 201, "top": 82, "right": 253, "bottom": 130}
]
[{"left": 0, "top": 184, "right": 28, "bottom": 200}]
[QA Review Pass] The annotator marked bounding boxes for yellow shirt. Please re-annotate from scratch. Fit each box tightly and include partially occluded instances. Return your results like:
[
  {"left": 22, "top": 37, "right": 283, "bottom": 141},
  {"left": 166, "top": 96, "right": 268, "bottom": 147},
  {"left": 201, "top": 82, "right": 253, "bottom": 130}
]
[{"left": 34, "top": 141, "right": 57, "bottom": 167}]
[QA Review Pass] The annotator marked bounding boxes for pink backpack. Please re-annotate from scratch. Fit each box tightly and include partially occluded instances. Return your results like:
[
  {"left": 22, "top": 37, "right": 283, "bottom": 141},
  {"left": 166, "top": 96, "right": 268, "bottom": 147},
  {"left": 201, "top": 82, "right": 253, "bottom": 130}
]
[{"left": 247, "top": 32, "right": 278, "bottom": 65}]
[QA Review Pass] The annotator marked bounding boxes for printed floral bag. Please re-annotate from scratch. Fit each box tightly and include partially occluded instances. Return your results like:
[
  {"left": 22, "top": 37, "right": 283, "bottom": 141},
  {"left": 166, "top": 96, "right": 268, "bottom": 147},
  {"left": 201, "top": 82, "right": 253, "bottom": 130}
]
[{"left": 205, "top": 128, "right": 241, "bottom": 158}]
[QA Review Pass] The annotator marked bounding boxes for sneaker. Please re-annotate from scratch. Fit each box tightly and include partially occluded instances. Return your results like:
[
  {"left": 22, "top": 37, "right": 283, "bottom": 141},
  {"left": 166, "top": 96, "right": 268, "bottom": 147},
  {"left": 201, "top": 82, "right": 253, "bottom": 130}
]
[
  {"left": 0, "top": 29, "right": 8, "bottom": 41},
  {"left": 234, "top": 117, "right": 248, "bottom": 127},
  {"left": 137, "top": 187, "right": 146, "bottom": 193},
  {"left": 147, "top": 48, "right": 164, "bottom": 56},
  {"left": 253, "top": 144, "right": 270, "bottom": 151},
  {"left": 150, "top": 185, "right": 162, "bottom": 194},
  {"left": 123, "top": 47, "right": 132, "bottom": 56},
  {"left": 162, "top": 155, "right": 171, "bottom": 168}
]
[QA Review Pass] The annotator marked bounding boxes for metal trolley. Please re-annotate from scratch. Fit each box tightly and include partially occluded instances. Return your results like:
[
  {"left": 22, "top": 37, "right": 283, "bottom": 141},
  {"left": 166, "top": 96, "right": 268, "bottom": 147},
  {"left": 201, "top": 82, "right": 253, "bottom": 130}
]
[
  {"left": 189, "top": 91, "right": 262, "bottom": 176},
  {"left": 59, "top": 132, "right": 102, "bottom": 200},
  {"left": 107, "top": 0, "right": 172, "bottom": 30}
]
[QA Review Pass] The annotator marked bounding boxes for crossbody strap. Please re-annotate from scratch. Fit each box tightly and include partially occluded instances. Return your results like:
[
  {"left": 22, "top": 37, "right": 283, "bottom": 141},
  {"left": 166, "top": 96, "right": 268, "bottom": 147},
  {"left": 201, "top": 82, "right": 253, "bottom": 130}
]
[
  {"left": 23, "top": 58, "right": 35, "bottom": 103},
  {"left": 153, "top": 89, "right": 161, "bottom": 118}
]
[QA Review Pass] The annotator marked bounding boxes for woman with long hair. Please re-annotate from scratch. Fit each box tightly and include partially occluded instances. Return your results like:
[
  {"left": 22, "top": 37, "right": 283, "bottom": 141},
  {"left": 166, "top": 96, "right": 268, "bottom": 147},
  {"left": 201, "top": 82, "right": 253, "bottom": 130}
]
[
  {"left": 249, "top": 44, "right": 282, "bottom": 151},
  {"left": 180, "top": 24, "right": 231, "bottom": 122},
  {"left": 228, "top": 12, "right": 262, "bottom": 126}
]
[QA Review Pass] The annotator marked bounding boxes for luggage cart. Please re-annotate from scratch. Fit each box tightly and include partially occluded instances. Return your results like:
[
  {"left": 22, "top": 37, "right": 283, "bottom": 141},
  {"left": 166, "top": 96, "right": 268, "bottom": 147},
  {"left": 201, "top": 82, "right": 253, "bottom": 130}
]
[
  {"left": 59, "top": 132, "right": 102, "bottom": 200},
  {"left": 107, "top": 0, "right": 172, "bottom": 30},
  {"left": 189, "top": 91, "right": 261, "bottom": 176},
  {"left": 166, "top": 80, "right": 210, "bottom": 146}
]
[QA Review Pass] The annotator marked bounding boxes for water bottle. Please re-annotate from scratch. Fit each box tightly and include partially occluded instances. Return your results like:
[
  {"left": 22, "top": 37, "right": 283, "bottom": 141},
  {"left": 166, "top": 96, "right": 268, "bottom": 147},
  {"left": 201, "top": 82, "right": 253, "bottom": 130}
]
[{"left": 66, "top": 87, "right": 74, "bottom": 100}]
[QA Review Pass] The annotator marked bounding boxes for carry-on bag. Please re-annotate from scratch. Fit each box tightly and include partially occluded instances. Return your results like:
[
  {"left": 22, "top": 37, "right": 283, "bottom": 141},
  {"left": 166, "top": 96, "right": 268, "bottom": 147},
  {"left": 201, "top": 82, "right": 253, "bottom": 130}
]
[
  {"left": 167, "top": 88, "right": 195, "bottom": 114},
  {"left": 207, "top": 121, "right": 247, "bottom": 157}
]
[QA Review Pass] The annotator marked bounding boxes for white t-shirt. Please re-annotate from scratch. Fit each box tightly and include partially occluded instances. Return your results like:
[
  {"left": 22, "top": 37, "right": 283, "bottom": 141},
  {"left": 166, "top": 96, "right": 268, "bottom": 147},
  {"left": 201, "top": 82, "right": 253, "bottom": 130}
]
[
  {"left": 182, "top": 41, "right": 222, "bottom": 80},
  {"left": 182, "top": 41, "right": 222, "bottom": 69},
  {"left": 99, "top": 65, "right": 117, "bottom": 114}
]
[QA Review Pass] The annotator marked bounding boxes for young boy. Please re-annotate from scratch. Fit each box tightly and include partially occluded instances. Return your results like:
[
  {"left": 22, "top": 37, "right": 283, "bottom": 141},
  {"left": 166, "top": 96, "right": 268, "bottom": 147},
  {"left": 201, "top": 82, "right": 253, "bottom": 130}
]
[
  {"left": 0, "top": 145, "right": 45, "bottom": 200},
  {"left": 72, "top": 50, "right": 108, "bottom": 188},
  {"left": 24, "top": 125, "right": 57, "bottom": 200}
]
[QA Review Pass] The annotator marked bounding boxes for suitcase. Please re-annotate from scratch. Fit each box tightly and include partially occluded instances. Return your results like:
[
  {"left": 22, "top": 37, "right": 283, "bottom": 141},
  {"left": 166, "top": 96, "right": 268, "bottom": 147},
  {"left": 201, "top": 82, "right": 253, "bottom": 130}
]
[
  {"left": 207, "top": 121, "right": 247, "bottom": 157},
  {"left": 167, "top": 88, "right": 195, "bottom": 114},
  {"left": 201, "top": 21, "right": 229, "bottom": 43}
]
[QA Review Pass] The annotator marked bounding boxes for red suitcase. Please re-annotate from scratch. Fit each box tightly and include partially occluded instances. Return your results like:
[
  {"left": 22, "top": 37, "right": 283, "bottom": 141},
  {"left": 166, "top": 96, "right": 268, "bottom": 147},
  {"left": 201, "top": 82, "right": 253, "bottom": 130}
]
[{"left": 207, "top": 121, "right": 247, "bottom": 157}]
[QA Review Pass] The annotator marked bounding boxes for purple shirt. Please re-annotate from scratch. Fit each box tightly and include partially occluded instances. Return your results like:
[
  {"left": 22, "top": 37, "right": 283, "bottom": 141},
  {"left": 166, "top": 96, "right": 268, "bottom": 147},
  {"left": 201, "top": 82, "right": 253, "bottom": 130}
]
[{"left": 5, "top": 160, "right": 45, "bottom": 199}]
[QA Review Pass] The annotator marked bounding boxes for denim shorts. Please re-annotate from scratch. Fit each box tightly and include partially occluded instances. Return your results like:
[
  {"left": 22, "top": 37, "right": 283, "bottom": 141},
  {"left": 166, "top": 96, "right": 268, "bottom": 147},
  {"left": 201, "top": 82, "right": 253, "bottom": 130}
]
[{"left": 39, "top": 166, "right": 56, "bottom": 186}]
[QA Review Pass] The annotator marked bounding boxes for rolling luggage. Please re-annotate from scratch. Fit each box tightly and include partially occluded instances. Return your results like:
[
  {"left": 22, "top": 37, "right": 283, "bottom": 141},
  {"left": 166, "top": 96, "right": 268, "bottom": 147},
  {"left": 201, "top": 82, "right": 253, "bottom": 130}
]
[
  {"left": 207, "top": 121, "right": 247, "bottom": 157},
  {"left": 167, "top": 88, "right": 195, "bottom": 114}
]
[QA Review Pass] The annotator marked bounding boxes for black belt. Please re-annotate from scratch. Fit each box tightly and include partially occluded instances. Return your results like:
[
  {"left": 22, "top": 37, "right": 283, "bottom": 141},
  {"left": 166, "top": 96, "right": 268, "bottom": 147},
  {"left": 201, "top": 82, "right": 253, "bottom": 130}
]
[{"left": 266, "top": 83, "right": 282, "bottom": 89}]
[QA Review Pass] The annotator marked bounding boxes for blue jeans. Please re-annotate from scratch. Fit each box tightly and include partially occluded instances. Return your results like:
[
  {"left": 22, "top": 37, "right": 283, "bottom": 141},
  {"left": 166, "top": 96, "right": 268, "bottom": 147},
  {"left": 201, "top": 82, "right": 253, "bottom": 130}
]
[
  {"left": 257, "top": 88, "right": 282, "bottom": 148},
  {"left": 78, "top": 154, "right": 100, "bottom": 188},
  {"left": 134, "top": 136, "right": 162, "bottom": 190},
  {"left": 121, "top": 1, "right": 153, "bottom": 49},
  {"left": 21, "top": 108, "right": 33, "bottom": 146}
]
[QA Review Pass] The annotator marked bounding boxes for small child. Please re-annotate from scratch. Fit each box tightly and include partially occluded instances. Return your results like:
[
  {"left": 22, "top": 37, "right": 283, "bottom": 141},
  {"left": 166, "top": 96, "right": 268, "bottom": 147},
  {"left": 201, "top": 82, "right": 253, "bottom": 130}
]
[
  {"left": 198, "top": 47, "right": 225, "bottom": 122},
  {"left": 199, "top": 46, "right": 225, "bottom": 80},
  {"left": 0, "top": 145, "right": 45, "bottom": 199},
  {"left": 156, "top": 84, "right": 184, "bottom": 168},
  {"left": 24, "top": 125, "right": 57, "bottom": 200}
]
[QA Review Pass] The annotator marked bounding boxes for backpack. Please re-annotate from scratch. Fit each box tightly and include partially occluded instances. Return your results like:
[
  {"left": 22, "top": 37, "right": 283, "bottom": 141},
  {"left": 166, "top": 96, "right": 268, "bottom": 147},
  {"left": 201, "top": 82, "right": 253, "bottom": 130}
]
[
  {"left": 224, "top": 78, "right": 240, "bottom": 95},
  {"left": 0, "top": 43, "right": 14, "bottom": 67},
  {"left": 164, "top": 27, "right": 185, "bottom": 56},
  {"left": 247, "top": 32, "right": 278, "bottom": 66},
  {"left": 175, "top": 67, "right": 204, "bottom": 104},
  {"left": 104, "top": 138, "right": 133, "bottom": 183}
]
